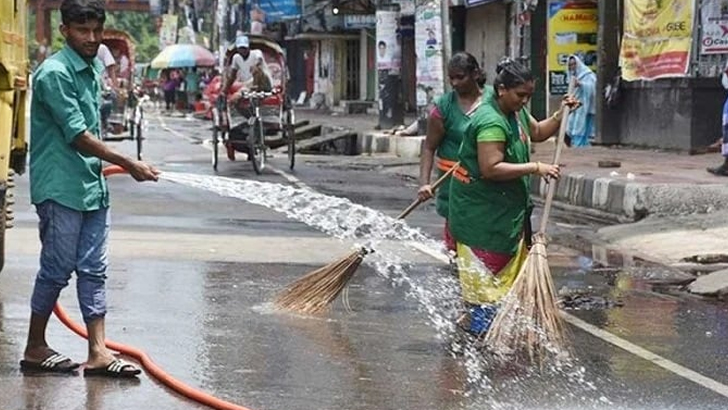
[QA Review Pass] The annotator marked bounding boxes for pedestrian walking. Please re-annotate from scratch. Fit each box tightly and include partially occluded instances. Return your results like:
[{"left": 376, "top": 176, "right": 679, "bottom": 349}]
[
  {"left": 448, "top": 58, "right": 578, "bottom": 336},
  {"left": 162, "top": 69, "right": 178, "bottom": 111},
  {"left": 21, "top": 0, "right": 159, "bottom": 378},
  {"left": 708, "top": 62, "right": 728, "bottom": 177},
  {"left": 417, "top": 52, "right": 486, "bottom": 251},
  {"left": 565, "top": 55, "right": 596, "bottom": 147},
  {"left": 185, "top": 67, "right": 200, "bottom": 111}
]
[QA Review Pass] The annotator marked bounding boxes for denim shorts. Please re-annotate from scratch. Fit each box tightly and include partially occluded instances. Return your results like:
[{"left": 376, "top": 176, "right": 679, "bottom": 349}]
[{"left": 30, "top": 200, "right": 110, "bottom": 323}]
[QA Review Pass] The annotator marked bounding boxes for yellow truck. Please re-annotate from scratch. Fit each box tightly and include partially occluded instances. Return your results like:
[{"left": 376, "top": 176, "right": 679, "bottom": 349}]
[{"left": 0, "top": 0, "right": 30, "bottom": 271}]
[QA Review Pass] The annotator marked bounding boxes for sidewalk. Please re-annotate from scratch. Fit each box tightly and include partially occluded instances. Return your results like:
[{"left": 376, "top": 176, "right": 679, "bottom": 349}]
[{"left": 529, "top": 142, "right": 728, "bottom": 222}]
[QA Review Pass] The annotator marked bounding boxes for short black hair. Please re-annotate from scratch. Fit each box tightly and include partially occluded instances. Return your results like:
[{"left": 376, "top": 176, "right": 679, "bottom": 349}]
[
  {"left": 493, "top": 57, "right": 533, "bottom": 91},
  {"left": 60, "top": 0, "right": 106, "bottom": 26},
  {"left": 378, "top": 41, "right": 386, "bottom": 48}
]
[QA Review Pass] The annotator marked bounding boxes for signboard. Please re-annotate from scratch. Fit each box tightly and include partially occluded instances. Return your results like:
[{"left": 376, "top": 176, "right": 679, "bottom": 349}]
[
  {"left": 547, "top": 1, "right": 598, "bottom": 95},
  {"left": 700, "top": 0, "right": 728, "bottom": 54},
  {"left": 397, "top": 0, "right": 415, "bottom": 15},
  {"left": 344, "top": 14, "right": 376, "bottom": 29},
  {"left": 159, "top": 14, "right": 178, "bottom": 48},
  {"left": 619, "top": 0, "right": 695, "bottom": 81},
  {"left": 148, "top": 0, "right": 161, "bottom": 15},
  {"left": 252, "top": 0, "right": 300, "bottom": 22},
  {"left": 415, "top": 3, "right": 445, "bottom": 107}
]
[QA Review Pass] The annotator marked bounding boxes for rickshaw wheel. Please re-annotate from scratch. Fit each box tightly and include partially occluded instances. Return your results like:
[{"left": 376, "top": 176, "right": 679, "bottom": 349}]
[
  {"left": 285, "top": 108, "right": 295, "bottom": 170},
  {"left": 212, "top": 127, "right": 220, "bottom": 171},
  {"left": 136, "top": 123, "right": 143, "bottom": 160},
  {"left": 249, "top": 117, "right": 265, "bottom": 175},
  {"left": 135, "top": 106, "right": 144, "bottom": 161}
]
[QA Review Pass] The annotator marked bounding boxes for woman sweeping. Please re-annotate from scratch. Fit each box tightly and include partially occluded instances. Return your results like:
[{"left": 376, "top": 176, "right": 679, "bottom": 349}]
[
  {"left": 449, "top": 58, "right": 578, "bottom": 336},
  {"left": 565, "top": 55, "right": 596, "bottom": 147},
  {"left": 417, "top": 52, "right": 487, "bottom": 251}
]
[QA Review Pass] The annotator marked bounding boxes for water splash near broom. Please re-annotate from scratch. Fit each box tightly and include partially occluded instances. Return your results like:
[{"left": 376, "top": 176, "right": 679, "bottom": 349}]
[{"left": 275, "top": 163, "right": 460, "bottom": 315}]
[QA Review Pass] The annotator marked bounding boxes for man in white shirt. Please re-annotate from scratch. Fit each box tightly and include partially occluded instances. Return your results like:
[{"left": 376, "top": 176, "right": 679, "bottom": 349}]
[
  {"left": 225, "top": 35, "right": 272, "bottom": 96},
  {"left": 97, "top": 43, "right": 117, "bottom": 135},
  {"left": 96, "top": 43, "right": 117, "bottom": 90}
]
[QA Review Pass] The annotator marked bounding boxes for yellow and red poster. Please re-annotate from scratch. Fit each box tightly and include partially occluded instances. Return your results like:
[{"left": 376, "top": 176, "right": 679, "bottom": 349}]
[
  {"left": 619, "top": 0, "right": 696, "bottom": 81},
  {"left": 547, "top": 1, "right": 598, "bottom": 95}
]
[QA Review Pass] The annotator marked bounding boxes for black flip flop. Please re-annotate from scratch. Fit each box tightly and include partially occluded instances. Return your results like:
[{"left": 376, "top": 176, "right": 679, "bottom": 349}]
[
  {"left": 707, "top": 166, "right": 728, "bottom": 176},
  {"left": 84, "top": 359, "right": 141, "bottom": 378},
  {"left": 20, "top": 352, "right": 80, "bottom": 374}
]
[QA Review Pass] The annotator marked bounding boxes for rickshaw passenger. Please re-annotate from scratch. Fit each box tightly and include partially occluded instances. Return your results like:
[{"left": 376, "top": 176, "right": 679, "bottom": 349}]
[
  {"left": 225, "top": 35, "right": 273, "bottom": 97},
  {"left": 97, "top": 43, "right": 116, "bottom": 133}
]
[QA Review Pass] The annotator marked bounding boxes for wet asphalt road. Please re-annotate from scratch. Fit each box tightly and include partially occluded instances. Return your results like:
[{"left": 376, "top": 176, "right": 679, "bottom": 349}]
[{"left": 2, "top": 113, "right": 728, "bottom": 410}]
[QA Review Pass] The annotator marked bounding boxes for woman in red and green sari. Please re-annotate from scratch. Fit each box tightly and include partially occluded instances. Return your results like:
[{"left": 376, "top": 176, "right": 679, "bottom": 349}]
[
  {"left": 449, "top": 58, "right": 575, "bottom": 336},
  {"left": 418, "top": 52, "right": 488, "bottom": 251}
]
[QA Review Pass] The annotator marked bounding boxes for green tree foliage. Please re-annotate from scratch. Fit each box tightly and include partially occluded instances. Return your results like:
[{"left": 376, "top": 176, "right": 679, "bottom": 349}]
[{"left": 104, "top": 12, "right": 160, "bottom": 63}]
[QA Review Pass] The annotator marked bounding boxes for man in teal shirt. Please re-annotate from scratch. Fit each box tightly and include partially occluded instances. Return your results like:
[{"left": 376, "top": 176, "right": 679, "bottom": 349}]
[{"left": 21, "top": 0, "right": 159, "bottom": 378}]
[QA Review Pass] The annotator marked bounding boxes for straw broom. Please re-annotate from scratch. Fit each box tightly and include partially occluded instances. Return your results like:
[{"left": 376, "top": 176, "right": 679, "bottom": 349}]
[
  {"left": 275, "top": 162, "right": 461, "bottom": 314},
  {"left": 484, "top": 87, "right": 576, "bottom": 362}
]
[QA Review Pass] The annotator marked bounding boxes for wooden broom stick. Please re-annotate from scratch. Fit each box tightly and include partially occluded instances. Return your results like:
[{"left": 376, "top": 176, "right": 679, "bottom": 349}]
[
  {"left": 397, "top": 162, "right": 460, "bottom": 219},
  {"left": 538, "top": 80, "right": 576, "bottom": 233}
]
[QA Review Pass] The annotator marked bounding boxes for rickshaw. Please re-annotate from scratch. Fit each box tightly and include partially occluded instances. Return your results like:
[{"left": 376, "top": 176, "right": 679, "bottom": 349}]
[
  {"left": 100, "top": 29, "right": 144, "bottom": 160},
  {"left": 208, "top": 35, "right": 296, "bottom": 174}
]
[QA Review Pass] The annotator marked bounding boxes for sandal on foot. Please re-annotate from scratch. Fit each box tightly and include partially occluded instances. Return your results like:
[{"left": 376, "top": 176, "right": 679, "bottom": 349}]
[
  {"left": 84, "top": 359, "right": 141, "bottom": 378},
  {"left": 707, "top": 166, "right": 728, "bottom": 176},
  {"left": 20, "top": 352, "right": 80, "bottom": 374}
]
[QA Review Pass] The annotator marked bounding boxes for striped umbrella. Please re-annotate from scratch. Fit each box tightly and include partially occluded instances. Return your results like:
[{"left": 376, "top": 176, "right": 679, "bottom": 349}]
[{"left": 150, "top": 44, "right": 216, "bottom": 69}]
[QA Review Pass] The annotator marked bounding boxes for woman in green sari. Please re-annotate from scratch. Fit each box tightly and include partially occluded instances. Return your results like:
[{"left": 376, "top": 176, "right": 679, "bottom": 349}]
[
  {"left": 449, "top": 58, "right": 577, "bottom": 336},
  {"left": 418, "top": 52, "right": 488, "bottom": 251}
]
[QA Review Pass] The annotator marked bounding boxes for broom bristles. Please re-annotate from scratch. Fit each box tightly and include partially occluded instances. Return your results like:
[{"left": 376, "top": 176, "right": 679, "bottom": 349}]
[
  {"left": 275, "top": 249, "right": 366, "bottom": 314},
  {"left": 484, "top": 234, "right": 567, "bottom": 363}
]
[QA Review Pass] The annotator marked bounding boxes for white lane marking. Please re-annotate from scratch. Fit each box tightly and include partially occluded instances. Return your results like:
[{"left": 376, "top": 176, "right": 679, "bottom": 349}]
[
  {"left": 157, "top": 115, "right": 198, "bottom": 143},
  {"left": 268, "top": 166, "right": 311, "bottom": 191},
  {"left": 168, "top": 119, "right": 312, "bottom": 191},
  {"left": 407, "top": 237, "right": 728, "bottom": 399},
  {"left": 562, "top": 314, "right": 728, "bottom": 398}
]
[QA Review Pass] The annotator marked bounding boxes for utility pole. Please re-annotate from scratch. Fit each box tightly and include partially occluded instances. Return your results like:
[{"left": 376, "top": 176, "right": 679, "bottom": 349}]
[
  {"left": 441, "top": 0, "right": 451, "bottom": 86},
  {"left": 376, "top": 2, "right": 404, "bottom": 129},
  {"left": 596, "top": 0, "right": 620, "bottom": 145},
  {"left": 216, "top": 0, "right": 228, "bottom": 69}
]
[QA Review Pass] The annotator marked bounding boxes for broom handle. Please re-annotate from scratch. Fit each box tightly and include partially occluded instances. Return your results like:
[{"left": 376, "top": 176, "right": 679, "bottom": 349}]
[
  {"left": 538, "top": 79, "right": 575, "bottom": 234},
  {"left": 397, "top": 162, "right": 460, "bottom": 220}
]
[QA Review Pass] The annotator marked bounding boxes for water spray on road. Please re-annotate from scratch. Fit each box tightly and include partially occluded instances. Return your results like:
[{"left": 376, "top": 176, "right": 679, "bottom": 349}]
[{"left": 160, "top": 171, "right": 610, "bottom": 407}]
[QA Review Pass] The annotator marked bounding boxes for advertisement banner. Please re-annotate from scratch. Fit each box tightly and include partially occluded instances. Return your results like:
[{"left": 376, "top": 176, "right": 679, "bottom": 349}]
[
  {"left": 376, "top": 10, "right": 401, "bottom": 71},
  {"left": 619, "top": 0, "right": 695, "bottom": 81},
  {"left": 547, "top": 1, "right": 598, "bottom": 95},
  {"left": 252, "top": 0, "right": 300, "bottom": 22},
  {"left": 159, "top": 14, "right": 178, "bottom": 49},
  {"left": 415, "top": 3, "right": 445, "bottom": 107},
  {"left": 700, "top": 0, "right": 728, "bottom": 55}
]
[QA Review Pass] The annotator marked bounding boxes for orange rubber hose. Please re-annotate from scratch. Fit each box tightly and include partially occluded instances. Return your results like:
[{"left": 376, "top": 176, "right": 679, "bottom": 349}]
[{"left": 50, "top": 165, "right": 254, "bottom": 410}]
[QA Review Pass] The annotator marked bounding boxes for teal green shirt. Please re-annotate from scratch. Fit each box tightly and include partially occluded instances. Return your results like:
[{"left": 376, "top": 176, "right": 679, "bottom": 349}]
[{"left": 30, "top": 44, "right": 109, "bottom": 211}]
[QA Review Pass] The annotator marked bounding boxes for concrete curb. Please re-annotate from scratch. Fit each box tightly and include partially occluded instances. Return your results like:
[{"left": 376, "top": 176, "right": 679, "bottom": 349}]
[
  {"left": 359, "top": 132, "right": 424, "bottom": 158},
  {"left": 531, "top": 174, "right": 728, "bottom": 221},
  {"left": 359, "top": 131, "right": 728, "bottom": 221}
]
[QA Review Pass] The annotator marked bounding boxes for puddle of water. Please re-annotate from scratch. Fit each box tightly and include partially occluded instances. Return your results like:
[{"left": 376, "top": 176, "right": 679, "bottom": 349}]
[{"left": 160, "top": 171, "right": 610, "bottom": 406}]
